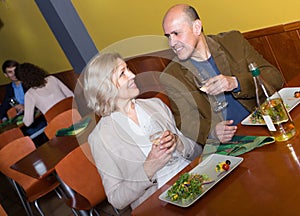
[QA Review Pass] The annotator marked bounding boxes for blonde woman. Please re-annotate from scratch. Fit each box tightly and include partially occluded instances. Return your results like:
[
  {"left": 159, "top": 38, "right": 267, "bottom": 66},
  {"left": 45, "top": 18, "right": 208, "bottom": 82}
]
[{"left": 83, "top": 53, "right": 202, "bottom": 210}]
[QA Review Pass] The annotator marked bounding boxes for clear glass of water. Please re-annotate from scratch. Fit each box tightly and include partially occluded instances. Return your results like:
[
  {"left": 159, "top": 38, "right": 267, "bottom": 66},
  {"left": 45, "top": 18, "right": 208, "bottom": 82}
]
[{"left": 193, "top": 70, "right": 228, "bottom": 113}]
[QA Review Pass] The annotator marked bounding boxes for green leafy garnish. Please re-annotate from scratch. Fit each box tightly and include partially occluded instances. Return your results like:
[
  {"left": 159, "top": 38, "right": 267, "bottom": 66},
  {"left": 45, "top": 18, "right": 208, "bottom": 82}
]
[
  {"left": 166, "top": 173, "right": 210, "bottom": 203},
  {"left": 250, "top": 108, "right": 264, "bottom": 124}
]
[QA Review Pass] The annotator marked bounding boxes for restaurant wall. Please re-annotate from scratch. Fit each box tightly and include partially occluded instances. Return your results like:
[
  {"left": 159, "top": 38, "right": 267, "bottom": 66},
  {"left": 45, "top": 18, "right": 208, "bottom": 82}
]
[{"left": 0, "top": 0, "right": 299, "bottom": 84}]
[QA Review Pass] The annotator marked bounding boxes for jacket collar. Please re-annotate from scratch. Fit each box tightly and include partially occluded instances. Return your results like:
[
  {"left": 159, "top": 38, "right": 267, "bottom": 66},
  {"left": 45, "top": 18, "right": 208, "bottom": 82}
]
[{"left": 206, "top": 35, "right": 231, "bottom": 76}]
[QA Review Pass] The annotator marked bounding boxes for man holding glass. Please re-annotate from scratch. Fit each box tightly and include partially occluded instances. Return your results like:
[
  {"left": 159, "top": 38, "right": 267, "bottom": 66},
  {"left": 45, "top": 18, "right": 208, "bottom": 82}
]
[
  {"left": 0, "top": 60, "right": 26, "bottom": 121},
  {"left": 160, "top": 4, "right": 284, "bottom": 145}
]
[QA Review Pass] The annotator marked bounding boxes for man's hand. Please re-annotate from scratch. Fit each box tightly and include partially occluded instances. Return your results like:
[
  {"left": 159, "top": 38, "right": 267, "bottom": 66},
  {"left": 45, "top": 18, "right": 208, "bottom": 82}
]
[
  {"left": 14, "top": 104, "right": 24, "bottom": 114},
  {"left": 214, "top": 120, "right": 237, "bottom": 143},
  {"left": 204, "top": 75, "right": 238, "bottom": 95}
]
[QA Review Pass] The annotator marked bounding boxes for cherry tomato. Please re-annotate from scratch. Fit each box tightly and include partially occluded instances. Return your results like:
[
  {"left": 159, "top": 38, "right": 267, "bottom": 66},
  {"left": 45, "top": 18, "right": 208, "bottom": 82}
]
[
  {"left": 222, "top": 163, "right": 230, "bottom": 171},
  {"left": 294, "top": 91, "right": 300, "bottom": 98}
]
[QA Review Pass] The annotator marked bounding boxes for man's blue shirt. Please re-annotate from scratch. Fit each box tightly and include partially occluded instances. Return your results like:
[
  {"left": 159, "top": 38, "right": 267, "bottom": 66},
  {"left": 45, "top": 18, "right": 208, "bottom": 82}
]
[{"left": 191, "top": 56, "right": 250, "bottom": 125}]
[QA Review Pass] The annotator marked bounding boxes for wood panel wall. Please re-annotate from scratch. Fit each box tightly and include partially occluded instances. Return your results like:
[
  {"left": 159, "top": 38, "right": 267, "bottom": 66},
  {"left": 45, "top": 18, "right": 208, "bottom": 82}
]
[
  {"left": 243, "top": 20, "right": 300, "bottom": 83},
  {"left": 126, "top": 51, "right": 174, "bottom": 107}
]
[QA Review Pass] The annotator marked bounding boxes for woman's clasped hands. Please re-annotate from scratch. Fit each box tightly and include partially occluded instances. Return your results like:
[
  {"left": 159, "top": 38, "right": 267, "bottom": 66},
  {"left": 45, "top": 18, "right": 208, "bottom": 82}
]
[{"left": 144, "top": 130, "right": 181, "bottom": 179}]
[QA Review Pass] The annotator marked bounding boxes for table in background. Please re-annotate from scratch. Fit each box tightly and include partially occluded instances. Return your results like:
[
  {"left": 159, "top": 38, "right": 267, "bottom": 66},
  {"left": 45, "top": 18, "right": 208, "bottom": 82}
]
[
  {"left": 10, "top": 114, "right": 96, "bottom": 179},
  {"left": 131, "top": 76, "right": 300, "bottom": 216},
  {"left": 0, "top": 111, "right": 43, "bottom": 135}
]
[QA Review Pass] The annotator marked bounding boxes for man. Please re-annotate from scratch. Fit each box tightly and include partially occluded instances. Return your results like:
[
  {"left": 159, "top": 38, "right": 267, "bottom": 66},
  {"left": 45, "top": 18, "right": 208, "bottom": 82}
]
[
  {"left": 160, "top": 4, "right": 284, "bottom": 145},
  {"left": 0, "top": 60, "right": 25, "bottom": 121}
]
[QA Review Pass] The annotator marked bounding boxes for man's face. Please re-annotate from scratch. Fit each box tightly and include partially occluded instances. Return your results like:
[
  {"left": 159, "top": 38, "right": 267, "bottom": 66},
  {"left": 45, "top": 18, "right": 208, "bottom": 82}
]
[
  {"left": 163, "top": 15, "right": 199, "bottom": 61},
  {"left": 4, "top": 66, "right": 18, "bottom": 82}
]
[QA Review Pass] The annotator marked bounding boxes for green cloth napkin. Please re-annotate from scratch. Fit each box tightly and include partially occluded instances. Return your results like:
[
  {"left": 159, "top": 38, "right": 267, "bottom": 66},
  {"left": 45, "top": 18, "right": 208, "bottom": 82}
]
[
  {"left": 0, "top": 110, "right": 42, "bottom": 129},
  {"left": 0, "top": 114, "right": 23, "bottom": 128},
  {"left": 15, "top": 115, "right": 24, "bottom": 125},
  {"left": 202, "top": 135, "right": 275, "bottom": 158},
  {"left": 55, "top": 116, "right": 91, "bottom": 136}
]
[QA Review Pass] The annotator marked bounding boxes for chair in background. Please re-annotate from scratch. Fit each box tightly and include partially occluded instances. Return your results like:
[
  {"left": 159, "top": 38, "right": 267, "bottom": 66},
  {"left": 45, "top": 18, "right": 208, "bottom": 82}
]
[
  {"left": 0, "top": 204, "right": 8, "bottom": 216},
  {"left": 6, "top": 107, "right": 17, "bottom": 119},
  {"left": 0, "top": 136, "right": 60, "bottom": 216},
  {"left": 44, "top": 97, "right": 74, "bottom": 123},
  {"left": 55, "top": 142, "right": 107, "bottom": 216},
  {"left": 0, "top": 127, "right": 24, "bottom": 150},
  {"left": 44, "top": 108, "right": 82, "bottom": 139}
]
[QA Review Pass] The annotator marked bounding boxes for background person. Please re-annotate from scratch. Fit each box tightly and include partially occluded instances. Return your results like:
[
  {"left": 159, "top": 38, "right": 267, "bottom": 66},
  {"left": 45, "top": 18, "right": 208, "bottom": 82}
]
[
  {"left": 83, "top": 53, "right": 202, "bottom": 210},
  {"left": 15, "top": 62, "right": 74, "bottom": 126},
  {"left": 160, "top": 4, "right": 284, "bottom": 145},
  {"left": 0, "top": 60, "right": 25, "bottom": 121}
]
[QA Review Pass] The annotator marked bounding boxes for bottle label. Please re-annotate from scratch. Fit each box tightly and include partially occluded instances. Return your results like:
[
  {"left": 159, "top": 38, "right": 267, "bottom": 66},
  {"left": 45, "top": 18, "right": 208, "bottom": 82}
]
[{"left": 262, "top": 115, "right": 276, "bottom": 131}]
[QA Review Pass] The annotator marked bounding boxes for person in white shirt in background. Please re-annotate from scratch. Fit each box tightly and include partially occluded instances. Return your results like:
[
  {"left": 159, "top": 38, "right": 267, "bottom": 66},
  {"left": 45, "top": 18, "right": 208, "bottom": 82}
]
[{"left": 15, "top": 62, "right": 74, "bottom": 126}]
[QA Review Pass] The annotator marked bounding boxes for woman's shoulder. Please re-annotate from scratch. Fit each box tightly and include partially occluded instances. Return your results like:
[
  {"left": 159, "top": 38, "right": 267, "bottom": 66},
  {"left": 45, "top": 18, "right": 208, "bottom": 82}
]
[
  {"left": 90, "top": 116, "right": 111, "bottom": 133},
  {"left": 88, "top": 116, "right": 114, "bottom": 143},
  {"left": 46, "top": 75, "right": 57, "bottom": 81},
  {"left": 136, "top": 98, "right": 169, "bottom": 113},
  {"left": 136, "top": 97, "right": 164, "bottom": 107}
]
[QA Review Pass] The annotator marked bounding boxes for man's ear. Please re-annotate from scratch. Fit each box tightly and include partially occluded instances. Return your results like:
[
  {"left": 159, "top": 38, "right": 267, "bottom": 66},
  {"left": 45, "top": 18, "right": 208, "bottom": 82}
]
[
  {"left": 3, "top": 73, "right": 8, "bottom": 78},
  {"left": 193, "top": 19, "right": 202, "bottom": 35}
]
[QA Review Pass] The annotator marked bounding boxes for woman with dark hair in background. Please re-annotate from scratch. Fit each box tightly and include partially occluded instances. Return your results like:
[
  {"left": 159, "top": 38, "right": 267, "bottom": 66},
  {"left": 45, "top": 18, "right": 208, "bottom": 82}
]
[{"left": 15, "top": 63, "right": 74, "bottom": 126}]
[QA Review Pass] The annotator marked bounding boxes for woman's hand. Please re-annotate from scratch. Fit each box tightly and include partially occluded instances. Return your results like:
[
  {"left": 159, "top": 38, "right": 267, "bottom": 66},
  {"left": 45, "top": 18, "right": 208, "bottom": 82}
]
[
  {"left": 143, "top": 130, "right": 177, "bottom": 179},
  {"left": 159, "top": 130, "right": 177, "bottom": 150}
]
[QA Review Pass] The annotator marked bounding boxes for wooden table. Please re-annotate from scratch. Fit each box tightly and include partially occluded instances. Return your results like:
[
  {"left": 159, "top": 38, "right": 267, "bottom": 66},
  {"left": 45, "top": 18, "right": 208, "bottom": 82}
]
[
  {"left": 0, "top": 111, "right": 43, "bottom": 134},
  {"left": 10, "top": 114, "right": 96, "bottom": 179},
  {"left": 132, "top": 76, "right": 300, "bottom": 216},
  {"left": 0, "top": 119, "right": 19, "bottom": 134}
]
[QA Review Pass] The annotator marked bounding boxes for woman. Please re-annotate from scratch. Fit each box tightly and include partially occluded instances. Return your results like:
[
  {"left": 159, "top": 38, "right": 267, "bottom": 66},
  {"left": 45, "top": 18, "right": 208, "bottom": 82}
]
[
  {"left": 83, "top": 53, "right": 202, "bottom": 210},
  {"left": 15, "top": 63, "right": 74, "bottom": 126}
]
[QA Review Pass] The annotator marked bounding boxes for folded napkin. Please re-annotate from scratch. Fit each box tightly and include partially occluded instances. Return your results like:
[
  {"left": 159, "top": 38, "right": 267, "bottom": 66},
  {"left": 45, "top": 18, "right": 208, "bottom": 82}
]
[
  {"left": 55, "top": 116, "right": 91, "bottom": 136},
  {"left": 0, "top": 114, "right": 23, "bottom": 128},
  {"left": 15, "top": 115, "right": 24, "bottom": 125},
  {"left": 202, "top": 135, "right": 275, "bottom": 158}
]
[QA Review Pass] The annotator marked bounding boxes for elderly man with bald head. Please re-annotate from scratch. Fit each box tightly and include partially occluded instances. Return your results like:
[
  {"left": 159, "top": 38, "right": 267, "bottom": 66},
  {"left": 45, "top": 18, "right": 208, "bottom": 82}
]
[{"left": 160, "top": 4, "right": 284, "bottom": 145}]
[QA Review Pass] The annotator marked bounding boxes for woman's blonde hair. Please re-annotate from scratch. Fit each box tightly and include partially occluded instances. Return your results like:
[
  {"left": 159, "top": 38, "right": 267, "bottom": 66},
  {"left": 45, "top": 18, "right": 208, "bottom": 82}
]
[{"left": 83, "top": 52, "right": 122, "bottom": 116}]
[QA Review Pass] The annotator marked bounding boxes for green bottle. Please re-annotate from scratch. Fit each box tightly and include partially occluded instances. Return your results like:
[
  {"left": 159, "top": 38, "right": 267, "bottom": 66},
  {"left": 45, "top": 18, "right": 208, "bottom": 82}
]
[{"left": 249, "top": 62, "right": 296, "bottom": 142}]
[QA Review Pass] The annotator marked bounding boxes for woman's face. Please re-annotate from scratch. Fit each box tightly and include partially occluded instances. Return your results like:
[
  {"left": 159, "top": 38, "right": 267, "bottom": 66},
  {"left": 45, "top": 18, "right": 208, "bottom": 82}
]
[{"left": 113, "top": 59, "right": 140, "bottom": 100}]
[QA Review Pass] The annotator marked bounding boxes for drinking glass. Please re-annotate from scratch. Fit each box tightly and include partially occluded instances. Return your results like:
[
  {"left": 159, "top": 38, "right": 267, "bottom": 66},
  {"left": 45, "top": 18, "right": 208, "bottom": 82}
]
[
  {"left": 9, "top": 97, "right": 19, "bottom": 107},
  {"left": 193, "top": 70, "right": 228, "bottom": 113},
  {"left": 148, "top": 121, "right": 164, "bottom": 147},
  {"left": 9, "top": 97, "right": 23, "bottom": 115},
  {"left": 145, "top": 120, "right": 179, "bottom": 165}
]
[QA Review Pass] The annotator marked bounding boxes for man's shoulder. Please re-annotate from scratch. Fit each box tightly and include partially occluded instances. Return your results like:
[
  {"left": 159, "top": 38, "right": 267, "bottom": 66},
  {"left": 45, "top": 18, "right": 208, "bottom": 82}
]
[
  {"left": 209, "top": 30, "right": 242, "bottom": 38},
  {"left": 5, "top": 82, "right": 13, "bottom": 89},
  {"left": 208, "top": 30, "right": 244, "bottom": 42},
  {"left": 4, "top": 82, "right": 14, "bottom": 95},
  {"left": 163, "top": 60, "right": 181, "bottom": 74},
  {"left": 162, "top": 58, "right": 193, "bottom": 76}
]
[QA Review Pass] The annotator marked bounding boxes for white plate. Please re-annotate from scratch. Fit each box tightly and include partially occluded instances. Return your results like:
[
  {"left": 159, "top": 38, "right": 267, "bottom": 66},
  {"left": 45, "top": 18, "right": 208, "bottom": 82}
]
[
  {"left": 241, "top": 87, "right": 300, "bottom": 125},
  {"left": 159, "top": 154, "right": 243, "bottom": 207}
]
